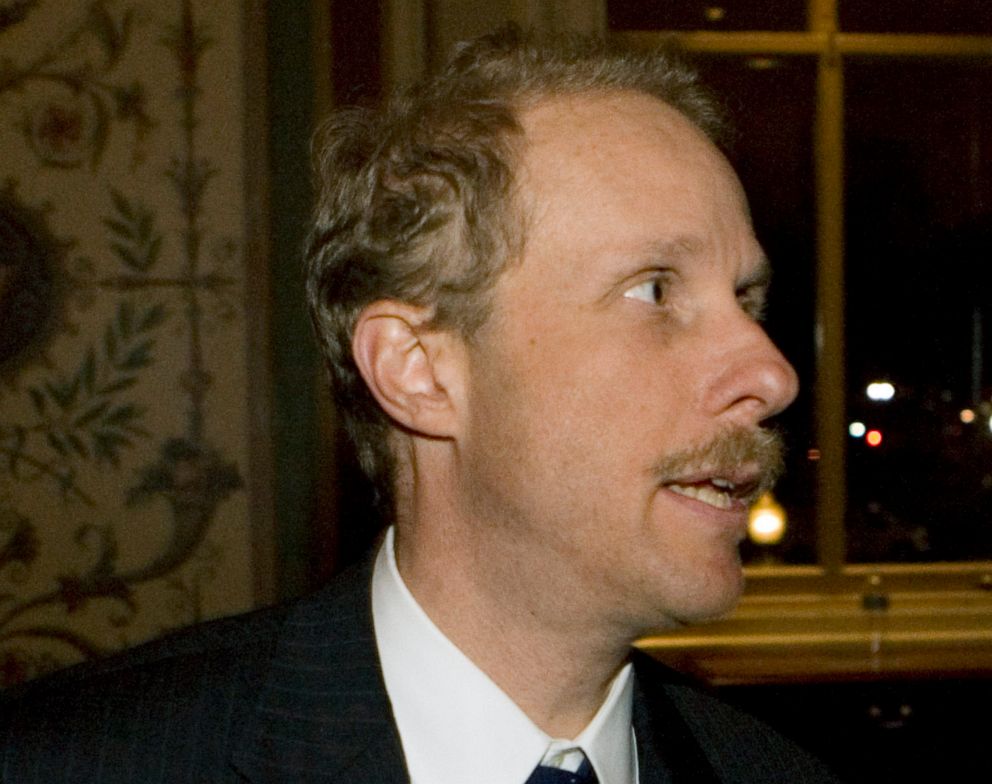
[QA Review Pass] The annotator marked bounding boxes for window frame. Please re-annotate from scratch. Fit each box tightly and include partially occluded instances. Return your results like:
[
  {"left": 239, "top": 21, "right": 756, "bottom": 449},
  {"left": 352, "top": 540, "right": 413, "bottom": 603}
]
[
  {"left": 614, "top": 0, "right": 992, "bottom": 682},
  {"left": 377, "top": 0, "right": 992, "bottom": 681}
]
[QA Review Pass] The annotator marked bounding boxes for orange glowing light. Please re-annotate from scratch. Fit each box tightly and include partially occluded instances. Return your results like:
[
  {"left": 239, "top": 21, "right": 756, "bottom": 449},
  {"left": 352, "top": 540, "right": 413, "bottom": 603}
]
[{"left": 866, "top": 429, "right": 883, "bottom": 447}]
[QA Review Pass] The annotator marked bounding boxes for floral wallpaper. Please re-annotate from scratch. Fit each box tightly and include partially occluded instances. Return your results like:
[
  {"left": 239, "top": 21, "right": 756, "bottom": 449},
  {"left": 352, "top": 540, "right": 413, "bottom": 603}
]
[{"left": 0, "top": 0, "right": 265, "bottom": 686}]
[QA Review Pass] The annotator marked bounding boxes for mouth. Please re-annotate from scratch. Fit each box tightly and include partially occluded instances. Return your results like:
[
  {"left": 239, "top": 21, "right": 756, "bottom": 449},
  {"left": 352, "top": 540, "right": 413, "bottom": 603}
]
[
  {"left": 652, "top": 427, "right": 785, "bottom": 514},
  {"left": 664, "top": 473, "right": 762, "bottom": 511}
]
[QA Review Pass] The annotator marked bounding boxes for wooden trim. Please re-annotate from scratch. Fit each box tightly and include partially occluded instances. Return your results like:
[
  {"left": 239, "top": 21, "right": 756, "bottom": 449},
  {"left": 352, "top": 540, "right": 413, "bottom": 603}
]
[
  {"left": 313, "top": 0, "right": 333, "bottom": 111},
  {"left": 264, "top": 1, "right": 322, "bottom": 599},
  {"left": 616, "top": 30, "right": 828, "bottom": 55},
  {"left": 837, "top": 33, "right": 992, "bottom": 57},
  {"left": 382, "top": 0, "right": 428, "bottom": 88},
  {"left": 813, "top": 33, "right": 847, "bottom": 577},
  {"left": 744, "top": 561, "right": 992, "bottom": 594},
  {"left": 509, "top": 0, "right": 607, "bottom": 34},
  {"left": 637, "top": 588, "right": 992, "bottom": 684},
  {"left": 639, "top": 561, "right": 992, "bottom": 684},
  {"left": 808, "top": 0, "right": 836, "bottom": 34},
  {"left": 242, "top": 0, "right": 277, "bottom": 606},
  {"left": 614, "top": 30, "right": 992, "bottom": 58},
  {"left": 309, "top": 1, "right": 340, "bottom": 583}
]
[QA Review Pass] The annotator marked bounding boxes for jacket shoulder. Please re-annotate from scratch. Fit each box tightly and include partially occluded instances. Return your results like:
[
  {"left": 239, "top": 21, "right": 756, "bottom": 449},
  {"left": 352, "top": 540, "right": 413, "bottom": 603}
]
[
  {"left": 632, "top": 650, "right": 846, "bottom": 783},
  {"left": 0, "top": 602, "right": 291, "bottom": 783}
]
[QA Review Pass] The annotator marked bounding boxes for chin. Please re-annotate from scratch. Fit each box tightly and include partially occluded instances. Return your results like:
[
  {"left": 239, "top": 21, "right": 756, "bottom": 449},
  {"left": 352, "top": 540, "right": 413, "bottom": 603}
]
[
  {"left": 665, "top": 602, "right": 739, "bottom": 630},
  {"left": 635, "top": 578, "right": 743, "bottom": 634},
  {"left": 676, "top": 570, "right": 746, "bottom": 625},
  {"left": 691, "top": 596, "right": 742, "bottom": 623}
]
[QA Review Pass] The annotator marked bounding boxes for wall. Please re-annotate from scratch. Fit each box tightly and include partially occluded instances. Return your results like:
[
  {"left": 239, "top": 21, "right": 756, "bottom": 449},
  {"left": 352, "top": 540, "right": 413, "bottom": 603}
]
[{"left": 0, "top": 0, "right": 275, "bottom": 686}]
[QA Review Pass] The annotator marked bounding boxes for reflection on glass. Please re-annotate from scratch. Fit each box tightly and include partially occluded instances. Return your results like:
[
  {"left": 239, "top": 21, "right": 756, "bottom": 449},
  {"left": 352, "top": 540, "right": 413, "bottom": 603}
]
[
  {"left": 840, "top": 0, "right": 992, "bottom": 35},
  {"left": 845, "top": 59, "right": 992, "bottom": 562},
  {"left": 607, "top": 1, "right": 807, "bottom": 32},
  {"left": 749, "top": 492, "right": 788, "bottom": 548},
  {"left": 696, "top": 55, "right": 817, "bottom": 565}
]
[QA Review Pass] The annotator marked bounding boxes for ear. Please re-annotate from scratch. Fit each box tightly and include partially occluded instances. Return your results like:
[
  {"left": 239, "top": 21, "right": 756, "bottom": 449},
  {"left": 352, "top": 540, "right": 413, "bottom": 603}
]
[{"left": 352, "top": 300, "right": 464, "bottom": 439}]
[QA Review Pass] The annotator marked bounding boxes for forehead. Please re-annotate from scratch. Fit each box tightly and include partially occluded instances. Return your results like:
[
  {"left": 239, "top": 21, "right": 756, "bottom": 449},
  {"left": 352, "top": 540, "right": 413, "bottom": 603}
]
[{"left": 512, "top": 90, "right": 753, "bottom": 262}]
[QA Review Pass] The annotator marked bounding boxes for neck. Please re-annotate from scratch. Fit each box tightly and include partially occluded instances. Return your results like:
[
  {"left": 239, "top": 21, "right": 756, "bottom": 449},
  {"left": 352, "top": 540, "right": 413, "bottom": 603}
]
[{"left": 394, "top": 519, "right": 635, "bottom": 738}]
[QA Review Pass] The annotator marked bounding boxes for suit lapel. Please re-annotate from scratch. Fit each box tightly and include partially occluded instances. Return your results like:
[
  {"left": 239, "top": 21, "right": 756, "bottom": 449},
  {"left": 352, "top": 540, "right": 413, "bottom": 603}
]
[
  {"left": 631, "top": 651, "right": 721, "bottom": 784},
  {"left": 228, "top": 556, "right": 723, "bottom": 784},
  {"left": 230, "top": 556, "right": 409, "bottom": 784}
]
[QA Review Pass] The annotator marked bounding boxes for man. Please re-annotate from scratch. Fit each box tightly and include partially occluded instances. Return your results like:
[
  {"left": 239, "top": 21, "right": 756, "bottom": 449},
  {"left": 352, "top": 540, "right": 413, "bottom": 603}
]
[{"left": 1, "top": 28, "right": 840, "bottom": 783}]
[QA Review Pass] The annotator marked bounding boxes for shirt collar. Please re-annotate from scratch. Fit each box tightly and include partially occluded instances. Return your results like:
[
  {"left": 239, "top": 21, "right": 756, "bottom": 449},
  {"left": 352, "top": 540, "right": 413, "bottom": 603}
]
[{"left": 372, "top": 527, "right": 637, "bottom": 784}]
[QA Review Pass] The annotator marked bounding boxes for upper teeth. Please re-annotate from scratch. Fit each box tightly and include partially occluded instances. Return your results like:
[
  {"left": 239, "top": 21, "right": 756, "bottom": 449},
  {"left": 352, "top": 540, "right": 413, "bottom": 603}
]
[
  {"left": 711, "top": 478, "right": 736, "bottom": 490},
  {"left": 668, "top": 483, "right": 733, "bottom": 509}
]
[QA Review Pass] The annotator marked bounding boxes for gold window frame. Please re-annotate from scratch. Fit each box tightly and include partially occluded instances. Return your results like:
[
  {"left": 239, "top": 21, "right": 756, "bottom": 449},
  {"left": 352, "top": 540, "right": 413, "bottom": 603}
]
[{"left": 616, "top": 0, "right": 992, "bottom": 683}]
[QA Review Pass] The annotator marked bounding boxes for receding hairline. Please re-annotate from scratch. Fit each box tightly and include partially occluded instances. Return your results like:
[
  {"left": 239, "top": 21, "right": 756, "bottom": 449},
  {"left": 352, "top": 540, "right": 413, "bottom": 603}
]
[
  {"left": 512, "top": 86, "right": 718, "bottom": 154},
  {"left": 506, "top": 87, "right": 736, "bottom": 243}
]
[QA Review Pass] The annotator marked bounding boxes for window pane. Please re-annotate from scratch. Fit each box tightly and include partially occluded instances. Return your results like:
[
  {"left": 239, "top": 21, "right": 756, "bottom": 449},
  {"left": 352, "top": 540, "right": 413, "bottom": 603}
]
[
  {"left": 840, "top": 0, "right": 992, "bottom": 35},
  {"left": 845, "top": 59, "right": 992, "bottom": 562},
  {"left": 608, "top": 1, "right": 807, "bottom": 32},
  {"left": 697, "top": 55, "right": 818, "bottom": 564}
]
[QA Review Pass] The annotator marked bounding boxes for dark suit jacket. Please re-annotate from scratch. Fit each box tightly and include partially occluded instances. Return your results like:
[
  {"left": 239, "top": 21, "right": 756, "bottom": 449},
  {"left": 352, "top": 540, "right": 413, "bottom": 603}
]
[{"left": 0, "top": 555, "right": 841, "bottom": 783}]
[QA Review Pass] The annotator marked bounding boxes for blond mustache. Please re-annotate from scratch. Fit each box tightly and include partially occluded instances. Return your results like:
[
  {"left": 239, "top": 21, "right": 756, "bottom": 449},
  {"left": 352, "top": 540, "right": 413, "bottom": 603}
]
[{"left": 651, "top": 426, "right": 786, "bottom": 501}]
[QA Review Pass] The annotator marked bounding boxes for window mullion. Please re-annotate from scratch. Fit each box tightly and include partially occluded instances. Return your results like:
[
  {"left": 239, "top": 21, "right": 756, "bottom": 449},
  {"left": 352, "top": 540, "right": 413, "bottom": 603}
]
[{"left": 813, "top": 46, "right": 847, "bottom": 579}]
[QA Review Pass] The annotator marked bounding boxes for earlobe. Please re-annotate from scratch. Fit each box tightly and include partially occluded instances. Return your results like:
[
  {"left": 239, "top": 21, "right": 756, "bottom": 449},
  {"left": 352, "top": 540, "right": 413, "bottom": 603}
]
[{"left": 352, "top": 301, "right": 461, "bottom": 438}]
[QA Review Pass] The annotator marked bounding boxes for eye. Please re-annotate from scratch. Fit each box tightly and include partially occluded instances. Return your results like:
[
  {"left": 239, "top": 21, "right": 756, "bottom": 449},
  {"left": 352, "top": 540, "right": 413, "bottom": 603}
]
[
  {"left": 624, "top": 275, "right": 668, "bottom": 306},
  {"left": 736, "top": 283, "right": 768, "bottom": 321}
]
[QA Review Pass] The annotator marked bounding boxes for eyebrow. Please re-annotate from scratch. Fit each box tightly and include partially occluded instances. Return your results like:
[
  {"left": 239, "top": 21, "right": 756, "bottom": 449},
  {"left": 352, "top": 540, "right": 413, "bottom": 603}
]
[
  {"left": 641, "top": 236, "right": 705, "bottom": 264},
  {"left": 640, "top": 237, "right": 773, "bottom": 286},
  {"left": 738, "top": 257, "right": 772, "bottom": 290}
]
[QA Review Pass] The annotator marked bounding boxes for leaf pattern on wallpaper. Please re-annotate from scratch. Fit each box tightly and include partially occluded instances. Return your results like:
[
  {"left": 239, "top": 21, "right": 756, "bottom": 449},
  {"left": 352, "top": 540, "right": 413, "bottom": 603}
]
[
  {"left": 103, "top": 191, "right": 164, "bottom": 273},
  {"left": 25, "top": 301, "right": 165, "bottom": 466},
  {"left": 0, "top": 1, "right": 153, "bottom": 169},
  {"left": 0, "top": 0, "right": 248, "bottom": 687}
]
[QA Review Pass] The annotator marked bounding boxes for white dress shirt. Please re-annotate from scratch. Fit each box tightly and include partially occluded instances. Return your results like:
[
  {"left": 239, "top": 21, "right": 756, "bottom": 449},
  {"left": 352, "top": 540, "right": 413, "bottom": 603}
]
[{"left": 372, "top": 527, "right": 638, "bottom": 784}]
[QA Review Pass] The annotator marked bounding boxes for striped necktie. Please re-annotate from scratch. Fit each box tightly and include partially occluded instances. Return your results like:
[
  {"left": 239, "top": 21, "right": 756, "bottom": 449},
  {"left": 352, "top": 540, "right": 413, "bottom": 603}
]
[{"left": 525, "top": 753, "right": 598, "bottom": 784}]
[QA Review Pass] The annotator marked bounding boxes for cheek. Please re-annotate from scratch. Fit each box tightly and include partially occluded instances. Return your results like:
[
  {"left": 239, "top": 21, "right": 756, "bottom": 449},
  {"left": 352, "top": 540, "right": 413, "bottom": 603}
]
[
  {"left": 472, "top": 315, "right": 699, "bottom": 478},
  {"left": 528, "top": 335, "right": 701, "bottom": 464}
]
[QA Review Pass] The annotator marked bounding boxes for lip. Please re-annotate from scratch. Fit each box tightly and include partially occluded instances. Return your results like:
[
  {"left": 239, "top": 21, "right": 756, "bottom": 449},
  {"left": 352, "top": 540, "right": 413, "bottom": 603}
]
[
  {"left": 659, "top": 484, "right": 750, "bottom": 539},
  {"left": 661, "top": 468, "right": 763, "bottom": 506},
  {"left": 664, "top": 462, "right": 763, "bottom": 489}
]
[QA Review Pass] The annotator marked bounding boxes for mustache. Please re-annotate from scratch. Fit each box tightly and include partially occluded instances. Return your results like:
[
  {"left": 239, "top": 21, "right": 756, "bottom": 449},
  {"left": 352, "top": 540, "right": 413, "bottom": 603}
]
[{"left": 651, "top": 426, "right": 786, "bottom": 499}]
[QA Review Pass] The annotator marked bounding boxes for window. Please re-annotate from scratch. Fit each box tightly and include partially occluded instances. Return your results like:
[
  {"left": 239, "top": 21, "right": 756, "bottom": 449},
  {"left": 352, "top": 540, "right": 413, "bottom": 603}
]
[
  {"left": 844, "top": 58, "right": 992, "bottom": 564},
  {"left": 610, "top": 0, "right": 992, "bottom": 681}
]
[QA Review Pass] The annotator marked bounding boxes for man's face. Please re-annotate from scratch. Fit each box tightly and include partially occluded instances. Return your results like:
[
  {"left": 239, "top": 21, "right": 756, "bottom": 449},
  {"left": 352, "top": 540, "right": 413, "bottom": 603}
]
[{"left": 456, "top": 91, "right": 798, "bottom": 635}]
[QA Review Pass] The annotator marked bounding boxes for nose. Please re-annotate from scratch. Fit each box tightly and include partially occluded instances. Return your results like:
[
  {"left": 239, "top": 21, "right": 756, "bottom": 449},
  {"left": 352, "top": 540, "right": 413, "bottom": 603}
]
[{"left": 702, "top": 317, "right": 799, "bottom": 425}]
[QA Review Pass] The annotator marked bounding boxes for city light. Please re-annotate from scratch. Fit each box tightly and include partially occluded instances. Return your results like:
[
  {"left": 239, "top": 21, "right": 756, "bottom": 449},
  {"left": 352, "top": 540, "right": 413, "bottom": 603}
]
[
  {"left": 849, "top": 421, "right": 867, "bottom": 438},
  {"left": 961, "top": 409, "right": 976, "bottom": 424},
  {"left": 866, "top": 381, "right": 896, "bottom": 401},
  {"left": 747, "top": 56, "right": 778, "bottom": 70},
  {"left": 866, "top": 429, "right": 883, "bottom": 447},
  {"left": 748, "top": 492, "right": 786, "bottom": 546}
]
